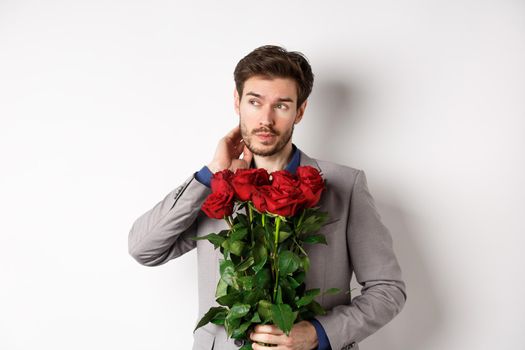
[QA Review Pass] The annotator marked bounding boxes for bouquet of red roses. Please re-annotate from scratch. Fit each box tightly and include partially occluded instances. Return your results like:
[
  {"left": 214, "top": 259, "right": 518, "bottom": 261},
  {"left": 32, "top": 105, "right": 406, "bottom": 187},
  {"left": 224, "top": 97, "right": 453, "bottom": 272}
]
[{"left": 192, "top": 166, "right": 340, "bottom": 349}]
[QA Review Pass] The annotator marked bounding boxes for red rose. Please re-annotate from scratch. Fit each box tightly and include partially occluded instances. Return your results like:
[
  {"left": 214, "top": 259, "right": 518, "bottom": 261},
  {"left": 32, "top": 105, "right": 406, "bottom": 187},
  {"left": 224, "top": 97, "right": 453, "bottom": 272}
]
[
  {"left": 232, "top": 168, "right": 271, "bottom": 201},
  {"left": 211, "top": 169, "right": 234, "bottom": 193},
  {"left": 296, "top": 166, "right": 325, "bottom": 208},
  {"left": 202, "top": 169, "right": 235, "bottom": 219},
  {"left": 202, "top": 191, "right": 234, "bottom": 219},
  {"left": 257, "top": 185, "right": 306, "bottom": 217},
  {"left": 270, "top": 170, "right": 300, "bottom": 191},
  {"left": 252, "top": 185, "right": 271, "bottom": 214}
]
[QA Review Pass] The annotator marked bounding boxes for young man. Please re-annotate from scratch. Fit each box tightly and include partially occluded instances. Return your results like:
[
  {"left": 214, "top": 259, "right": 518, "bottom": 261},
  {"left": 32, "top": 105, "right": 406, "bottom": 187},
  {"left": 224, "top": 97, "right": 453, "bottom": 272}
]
[{"left": 128, "top": 45, "right": 407, "bottom": 350}]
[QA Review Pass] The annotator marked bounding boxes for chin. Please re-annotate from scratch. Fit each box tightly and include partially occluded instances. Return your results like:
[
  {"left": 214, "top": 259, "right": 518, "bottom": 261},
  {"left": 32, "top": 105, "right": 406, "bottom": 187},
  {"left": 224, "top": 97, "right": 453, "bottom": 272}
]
[{"left": 250, "top": 144, "right": 282, "bottom": 157}]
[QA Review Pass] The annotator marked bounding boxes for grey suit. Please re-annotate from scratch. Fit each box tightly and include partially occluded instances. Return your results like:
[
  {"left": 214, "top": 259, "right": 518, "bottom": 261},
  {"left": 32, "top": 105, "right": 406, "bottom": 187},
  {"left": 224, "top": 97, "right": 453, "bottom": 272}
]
[{"left": 128, "top": 149, "right": 407, "bottom": 350}]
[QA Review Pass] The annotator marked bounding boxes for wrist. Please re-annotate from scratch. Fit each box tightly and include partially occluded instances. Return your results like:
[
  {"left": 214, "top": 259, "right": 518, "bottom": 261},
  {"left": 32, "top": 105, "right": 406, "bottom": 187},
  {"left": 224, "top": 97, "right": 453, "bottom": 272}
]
[{"left": 208, "top": 161, "right": 230, "bottom": 173}]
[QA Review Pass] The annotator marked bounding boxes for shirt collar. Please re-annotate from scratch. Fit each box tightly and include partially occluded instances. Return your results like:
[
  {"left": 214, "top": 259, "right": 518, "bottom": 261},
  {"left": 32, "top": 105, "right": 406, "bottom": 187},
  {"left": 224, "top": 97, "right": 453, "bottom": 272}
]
[{"left": 250, "top": 142, "right": 301, "bottom": 174}]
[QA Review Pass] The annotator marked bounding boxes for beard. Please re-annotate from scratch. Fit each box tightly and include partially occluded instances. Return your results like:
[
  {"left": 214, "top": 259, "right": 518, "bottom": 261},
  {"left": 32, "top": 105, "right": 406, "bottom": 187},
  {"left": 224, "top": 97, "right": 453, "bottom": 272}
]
[{"left": 239, "top": 118, "right": 294, "bottom": 157}]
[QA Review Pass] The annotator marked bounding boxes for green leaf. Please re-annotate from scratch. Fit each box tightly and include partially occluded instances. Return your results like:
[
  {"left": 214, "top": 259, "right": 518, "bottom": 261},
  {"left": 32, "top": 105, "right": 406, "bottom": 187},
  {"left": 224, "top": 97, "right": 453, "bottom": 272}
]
[
  {"left": 232, "top": 320, "right": 252, "bottom": 339},
  {"left": 232, "top": 222, "right": 244, "bottom": 231},
  {"left": 216, "top": 291, "right": 242, "bottom": 307},
  {"left": 293, "top": 271, "right": 306, "bottom": 285},
  {"left": 257, "top": 300, "right": 273, "bottom": 322},
  {"left": 280, "top": 278, "right": 296, "bottom": 304},
  {"left": 250, "top": 312, "right": 261, "bottom": 323},
  {"left": 210, "top": 310, "right": 227, "bottom": 325},
  {"left": 300, "top": 255, "right": 310, "bottom": 273},
  {"left": 263, "top": 223, "right": 275, "bottom": 251},
  {"left": 278, "top": 250, "right": 301, "bottom": 276},
  {"left": 278, "top": 230, "right": 293, "bottom": 243},
  {"left": 252, "top": 243, "right": 268, "bottom": 273},
  {"left": 236, "top": 256, "right": 255, "bottom": 272},
  {"left": 236, "top": 213, "right": 249, "bottom": 227},
  {"left": 222, "top": 239, "right": 246, "bottom": 256},
  {"left": 193, "top": 306, "right": 227, "bottom": 332},
  {"left": 190, "top": 233, "right": 225, "bottom": 248},
  {"left": 287, "top": 276, "right": 300, "bottom": 289},
  {"left": 230, "top": 240, "right": 246, "bottom": 256},
  {"left": 224, "top": 303, "right": 250, "bottom": 337},
  {"left": 295, "top": 288, "right": 321, "bottom": 308},
  {"left": 252, "top": 225, "right": 265, "bottom": 241},
  {"left": 231, "top": 226, "right": 249, "bottom": 241},
  {"left": 243, "top": 288, "right": 263, "bottom": 306},
  {"left": 219, "top": 259, "right": 238, "bottom": 289},
  {"left": 306, "top": 288, "right": 321, "bottom": 297},
  {"left": 215, "top": 278, "right": 228, "bottom": 298},
  {"left": 271, "top": 303, "right": 295, "bottom": 335},
  {"left": 307, "top": 300, "right": 327, "bottom": 316},
  {"left": 225, "top": 316, "right": 241, "bottom": 338},
  {"left": 275, "top": 285, "right": 283, "bottom": 304},
  {"left": 299, "top": 211, "right": 329, "bottom": 234},
  {"left": 229, "top": 303, "right": 251, "bottom": 319},
  {"left": 302, "top": 234, "right": 327, "bottom": 245},
  {"left": 322, "top": 288, "right": 341, "bottom": 296},
  {"left": 238, "top": 275, "right": 254, "bottom": 291},
  {"left": 254, "top": 268, "right": 272, "bottom": 289}
]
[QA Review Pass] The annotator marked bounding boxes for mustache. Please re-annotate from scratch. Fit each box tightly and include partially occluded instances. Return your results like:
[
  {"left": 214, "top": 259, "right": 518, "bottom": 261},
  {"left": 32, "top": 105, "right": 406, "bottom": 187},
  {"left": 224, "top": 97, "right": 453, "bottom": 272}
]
[{"left": 253, "top": 128, "right": 278, "bottom": 135}]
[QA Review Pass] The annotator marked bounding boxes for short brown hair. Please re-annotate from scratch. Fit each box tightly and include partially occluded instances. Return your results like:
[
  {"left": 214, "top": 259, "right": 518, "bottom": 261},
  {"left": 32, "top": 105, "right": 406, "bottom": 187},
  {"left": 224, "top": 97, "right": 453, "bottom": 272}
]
[{"left": 234, "top": 45, "right": 314, "bottom": 108}]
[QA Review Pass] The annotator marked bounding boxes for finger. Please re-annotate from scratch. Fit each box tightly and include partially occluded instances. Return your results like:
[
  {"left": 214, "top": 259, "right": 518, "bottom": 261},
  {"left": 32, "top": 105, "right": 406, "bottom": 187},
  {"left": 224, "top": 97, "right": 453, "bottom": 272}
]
[
  {"left": 241, "top": 145, "right": 253, "bottom": 164},
  {"left": 250, "top": 332, "right": 286, "bottom": 345},
  {"left": 234, "top": 138, "right": 245, "bottom": 154},
  {"left": 254, "top": 324, "right": 284, "bottom": 335},
  {"left": 225, "top": 125, "right": 241, "bottom": 141},
  {"left": 252, "top": 342, "right": 286, "bottom": 350}
]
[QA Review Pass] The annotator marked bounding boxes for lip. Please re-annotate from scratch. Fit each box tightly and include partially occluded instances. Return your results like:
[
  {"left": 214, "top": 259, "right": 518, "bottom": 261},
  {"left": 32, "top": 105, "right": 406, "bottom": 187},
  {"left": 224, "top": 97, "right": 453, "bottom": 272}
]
[{"left": 256, "top": 133, "right": 276, "bottom": 140}]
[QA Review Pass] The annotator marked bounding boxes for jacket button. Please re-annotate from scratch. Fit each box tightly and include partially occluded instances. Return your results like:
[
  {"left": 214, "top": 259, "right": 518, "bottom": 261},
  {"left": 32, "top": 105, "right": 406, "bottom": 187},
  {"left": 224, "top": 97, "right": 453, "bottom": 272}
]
[{"left": 234, "top": 339, "right": 245, "bottom": 346}]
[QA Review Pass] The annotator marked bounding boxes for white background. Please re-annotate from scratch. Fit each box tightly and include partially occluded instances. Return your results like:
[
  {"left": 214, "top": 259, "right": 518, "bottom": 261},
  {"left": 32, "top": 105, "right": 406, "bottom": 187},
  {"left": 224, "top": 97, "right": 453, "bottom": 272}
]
[{"left": 1, "top": 1, "right": 524, "bottom": 349}]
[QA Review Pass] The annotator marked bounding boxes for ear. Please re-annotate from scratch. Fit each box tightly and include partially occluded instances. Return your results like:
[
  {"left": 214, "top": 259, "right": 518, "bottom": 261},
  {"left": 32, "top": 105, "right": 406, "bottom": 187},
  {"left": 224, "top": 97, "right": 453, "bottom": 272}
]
[
  {"left": 294, "top": 100, "right": 308, "bottom": 124},
  {"left": 234, "top": 88, "right": 240, "bottom": 116}
]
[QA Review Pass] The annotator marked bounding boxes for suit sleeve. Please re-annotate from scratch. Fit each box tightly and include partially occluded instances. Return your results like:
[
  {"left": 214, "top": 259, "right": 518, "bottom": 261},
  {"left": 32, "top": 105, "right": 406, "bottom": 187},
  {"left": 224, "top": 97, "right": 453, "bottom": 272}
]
[
  {"left": 314, "top": 169, "right": 407, "bottom": 350},
  {"left": 128, "top": 172, "right": 212, "bottom": 266}
]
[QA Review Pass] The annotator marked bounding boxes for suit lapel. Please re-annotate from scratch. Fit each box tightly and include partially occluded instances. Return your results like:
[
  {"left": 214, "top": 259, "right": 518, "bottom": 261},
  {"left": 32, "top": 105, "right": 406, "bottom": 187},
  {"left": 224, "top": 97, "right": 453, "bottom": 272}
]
[{"left": 298, "top": 149, "right": 322, "bottom": 173}]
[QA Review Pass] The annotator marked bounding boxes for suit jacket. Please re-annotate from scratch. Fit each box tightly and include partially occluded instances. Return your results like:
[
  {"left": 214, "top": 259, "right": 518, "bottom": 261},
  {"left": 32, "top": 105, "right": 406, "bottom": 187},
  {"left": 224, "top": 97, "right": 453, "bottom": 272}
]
[{"left": 128, "top": 149, "right": 407, "bottom": 350}]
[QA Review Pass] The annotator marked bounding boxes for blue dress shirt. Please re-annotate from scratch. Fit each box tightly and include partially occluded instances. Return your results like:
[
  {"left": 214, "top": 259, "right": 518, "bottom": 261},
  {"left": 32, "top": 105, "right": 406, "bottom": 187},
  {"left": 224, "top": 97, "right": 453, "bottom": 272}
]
[{"left": 194, "top": 142, "right": 331, "bottom": 350}]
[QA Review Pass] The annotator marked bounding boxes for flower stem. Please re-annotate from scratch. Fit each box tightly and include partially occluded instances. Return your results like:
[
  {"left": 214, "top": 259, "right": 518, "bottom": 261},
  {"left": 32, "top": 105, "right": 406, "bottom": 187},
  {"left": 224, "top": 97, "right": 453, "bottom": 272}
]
[
  {"left": 272, "top": 216, "right": 281, "bottom": 302},
  {"left": 293, "top": 237, "right": 308, "bottom": 256},
  {"left": 247, "top": 204, "right": 254, "bottom": 246}
]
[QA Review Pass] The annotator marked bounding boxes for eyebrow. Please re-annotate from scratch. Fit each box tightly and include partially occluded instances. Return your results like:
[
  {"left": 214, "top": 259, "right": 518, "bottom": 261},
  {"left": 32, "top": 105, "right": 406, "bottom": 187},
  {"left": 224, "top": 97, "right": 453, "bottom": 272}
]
[{"left": 245, "top": 92, "right": 294, "bottom": 103}]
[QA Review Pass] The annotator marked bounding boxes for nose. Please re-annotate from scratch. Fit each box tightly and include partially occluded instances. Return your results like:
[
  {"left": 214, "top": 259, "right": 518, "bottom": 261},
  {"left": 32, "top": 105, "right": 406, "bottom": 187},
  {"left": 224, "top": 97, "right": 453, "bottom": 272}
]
[{"left": 259, "top": 104, "right": 275, "bottom": 127}]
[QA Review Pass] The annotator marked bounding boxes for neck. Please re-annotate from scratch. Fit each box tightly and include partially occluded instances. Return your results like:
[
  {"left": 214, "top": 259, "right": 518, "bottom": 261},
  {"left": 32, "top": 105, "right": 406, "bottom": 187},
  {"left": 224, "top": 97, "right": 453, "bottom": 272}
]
[{"left": 253, "top": 141, "right": 294, "bottom": 173}]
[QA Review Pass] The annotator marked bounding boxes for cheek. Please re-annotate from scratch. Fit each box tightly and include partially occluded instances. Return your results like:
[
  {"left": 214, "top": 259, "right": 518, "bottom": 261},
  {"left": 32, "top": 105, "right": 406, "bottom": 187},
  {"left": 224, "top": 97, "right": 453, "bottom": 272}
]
[
  {"left": 239, "top": 103, "right": 257, "bottom": 117},
  {"left": 239, "top": 117, "right": 254, "bottom": 135}
]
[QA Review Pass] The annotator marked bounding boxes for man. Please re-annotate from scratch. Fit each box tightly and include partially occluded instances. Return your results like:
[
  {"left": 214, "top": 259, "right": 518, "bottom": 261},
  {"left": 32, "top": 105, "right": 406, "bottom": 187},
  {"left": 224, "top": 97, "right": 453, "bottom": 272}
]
[{"left": 128, "top": 45, "right": 407, "bottom": 350}]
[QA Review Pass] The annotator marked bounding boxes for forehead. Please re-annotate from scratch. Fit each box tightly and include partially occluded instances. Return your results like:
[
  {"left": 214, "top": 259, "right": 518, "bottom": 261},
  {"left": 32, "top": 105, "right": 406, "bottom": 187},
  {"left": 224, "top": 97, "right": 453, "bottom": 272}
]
[{"left": 242, "top": 75, "right": 298, "bottom": 100}]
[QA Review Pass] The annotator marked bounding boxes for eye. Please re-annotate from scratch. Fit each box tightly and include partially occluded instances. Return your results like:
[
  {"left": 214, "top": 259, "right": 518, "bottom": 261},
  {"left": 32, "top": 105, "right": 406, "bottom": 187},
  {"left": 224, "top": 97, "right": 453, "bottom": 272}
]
[
  {"left": 275, "top": 103, "right": 288, "bottom": 110},
  {"left": 249, "top": 99, "right": 260, "bottom": 106}
]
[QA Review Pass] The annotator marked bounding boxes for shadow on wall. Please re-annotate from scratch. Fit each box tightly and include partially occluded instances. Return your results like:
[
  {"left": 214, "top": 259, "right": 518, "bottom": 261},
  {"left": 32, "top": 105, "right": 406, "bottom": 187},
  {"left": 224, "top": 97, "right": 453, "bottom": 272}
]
[
  {"left": 306, "top": 79, "right": 355, "bottom": 159},
  {"left": 312, "top": 78, "right": 445, "bottom": 349},
  {"left": 307, "top": 78, "right": 366, "bottom": 160}
]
